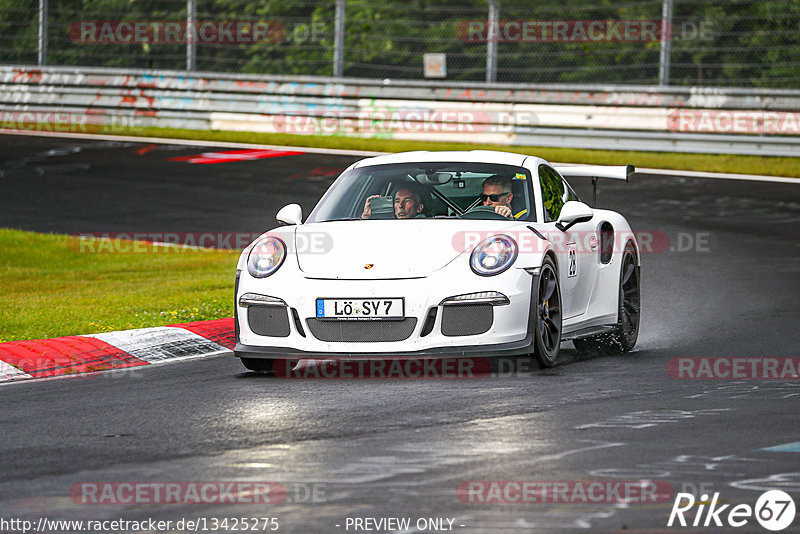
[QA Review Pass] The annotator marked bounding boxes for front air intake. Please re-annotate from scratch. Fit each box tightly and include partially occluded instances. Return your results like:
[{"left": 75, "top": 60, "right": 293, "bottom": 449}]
[
  {"left": 248, "top": 307, "right": 291, "bottom": 337},
  {"left": 420, "top": 307, "right": 438, "bottom": 337},
  {"left": 441, "top": 304, "right": 493, "bottom": 336},
  {"left": 306, "top": 318, "right": 417, "bottom": 342}
]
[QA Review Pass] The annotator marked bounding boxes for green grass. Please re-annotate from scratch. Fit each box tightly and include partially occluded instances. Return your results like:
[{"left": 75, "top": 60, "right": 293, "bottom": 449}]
[
  {"left": 0, "top": 229, "right": 237, "bottom": 342},
  {"left": 109, "top": 125, "right": 800, "bottom": 178}
]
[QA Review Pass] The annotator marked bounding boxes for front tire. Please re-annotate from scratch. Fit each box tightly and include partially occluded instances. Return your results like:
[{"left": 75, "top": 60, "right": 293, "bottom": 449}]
[
  {"left": 573, "top": 242, "right": 640, "bottom": 355},
  {"left": 533, "top": 257, "right": 562, "bottom": 367}
]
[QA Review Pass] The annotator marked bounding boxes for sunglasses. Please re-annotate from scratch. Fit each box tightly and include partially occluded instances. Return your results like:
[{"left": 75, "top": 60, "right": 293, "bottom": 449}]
[{"left": 480, "top": 192, "right": 510, "bottom": 202}]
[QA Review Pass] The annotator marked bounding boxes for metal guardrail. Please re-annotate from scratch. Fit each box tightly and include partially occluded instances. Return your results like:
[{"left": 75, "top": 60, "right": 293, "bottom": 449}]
[
  {"left": 5, "top": 66, "right": 800, "bottom": 108},
  {"left": 1, "top": 66, "right": 799, "bottom": 157},
  {"left": 513, "top": 128, "right": 800, "bottom": 158}
]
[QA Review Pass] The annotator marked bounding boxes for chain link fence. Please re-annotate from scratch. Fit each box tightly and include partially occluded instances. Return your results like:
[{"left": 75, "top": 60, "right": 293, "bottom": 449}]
[{"left": 1, "top": 0, "right": 798, "bottom": 88}]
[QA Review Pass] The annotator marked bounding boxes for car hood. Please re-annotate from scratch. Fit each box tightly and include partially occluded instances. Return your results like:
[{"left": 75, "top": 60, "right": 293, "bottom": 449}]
[{"left": 294, "top": 220, "right": 519, "bottom": 279}]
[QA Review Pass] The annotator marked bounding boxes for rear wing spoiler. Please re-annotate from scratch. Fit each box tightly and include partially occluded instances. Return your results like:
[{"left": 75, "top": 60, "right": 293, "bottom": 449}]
[{"left": 553, "top": 164, "right": 635, "bottom": 207}]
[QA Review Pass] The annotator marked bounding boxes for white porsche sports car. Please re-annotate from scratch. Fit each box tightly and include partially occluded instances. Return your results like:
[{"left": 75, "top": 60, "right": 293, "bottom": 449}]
[{"left": 234, "top": 150, "right": 640, "bottom": 371}]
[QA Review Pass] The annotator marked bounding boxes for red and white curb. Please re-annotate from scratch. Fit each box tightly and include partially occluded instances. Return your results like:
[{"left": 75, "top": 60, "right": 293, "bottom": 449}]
[
  {"left": 0, "top": 318, "right": 234, "bottom": 383},
  {"left": 168, "top": 148, "right": 305, "bottom": 164}
]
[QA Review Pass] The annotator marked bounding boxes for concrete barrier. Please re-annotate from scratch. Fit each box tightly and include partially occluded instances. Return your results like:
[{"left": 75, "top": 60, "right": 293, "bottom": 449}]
[{"left": 1, "top": 65, "right": 799, "bottom": 156}]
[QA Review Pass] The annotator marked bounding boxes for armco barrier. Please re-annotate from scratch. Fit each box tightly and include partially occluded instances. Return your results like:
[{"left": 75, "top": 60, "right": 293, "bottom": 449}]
[{"left": 1, "top": 66, "right": 799, "bottom": 156}]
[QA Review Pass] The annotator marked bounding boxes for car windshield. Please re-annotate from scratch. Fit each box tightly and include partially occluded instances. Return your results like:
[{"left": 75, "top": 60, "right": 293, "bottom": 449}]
[{"left": 306, "top": 162, "right": 533, "bottom": 223}]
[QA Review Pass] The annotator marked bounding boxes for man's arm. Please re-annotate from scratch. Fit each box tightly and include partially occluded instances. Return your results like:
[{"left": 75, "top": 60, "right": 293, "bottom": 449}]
[{"left": 361, "top": 195, "right": 380, "bottom": 219}]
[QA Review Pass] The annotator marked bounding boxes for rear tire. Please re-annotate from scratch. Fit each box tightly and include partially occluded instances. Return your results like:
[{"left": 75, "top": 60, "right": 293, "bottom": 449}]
[
  {"left": 240, "top": 357, "right": 275, "bottom": 374},
  {"left": 533, "top": 257, "right": 562, "bottom": 367},
  {"left": 573, "top": 243, "right": 640, "bottom": 355}
]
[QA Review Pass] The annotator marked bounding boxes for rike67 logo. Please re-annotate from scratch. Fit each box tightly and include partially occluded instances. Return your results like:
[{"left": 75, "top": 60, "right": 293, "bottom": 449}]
[{"left": 668, "top": 490, "right": 796, "bottom": 531}]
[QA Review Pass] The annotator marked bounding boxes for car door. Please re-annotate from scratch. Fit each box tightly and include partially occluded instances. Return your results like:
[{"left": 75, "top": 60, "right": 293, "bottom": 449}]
[{"left": 538, "top": 165, "right": 596, "bottom": 319}]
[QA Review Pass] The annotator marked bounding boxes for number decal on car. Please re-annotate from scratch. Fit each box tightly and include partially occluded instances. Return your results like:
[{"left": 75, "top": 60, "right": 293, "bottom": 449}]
[{"left": 568, "top": 244, "right": 578, "bottom": 277}]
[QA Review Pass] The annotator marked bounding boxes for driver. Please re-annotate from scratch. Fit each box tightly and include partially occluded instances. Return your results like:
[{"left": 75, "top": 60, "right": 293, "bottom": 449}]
[
  {"left": 362, "top": 185, "right": 425, "bottom": 219},
  {"left": 481, "top": 175, "right": 514, "bottom": 218}
]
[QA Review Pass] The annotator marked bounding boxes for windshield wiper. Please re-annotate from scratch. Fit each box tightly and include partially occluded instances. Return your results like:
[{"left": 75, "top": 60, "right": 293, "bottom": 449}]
[{"left": 325, "top": 217, "right": 363, "bottom": 222}]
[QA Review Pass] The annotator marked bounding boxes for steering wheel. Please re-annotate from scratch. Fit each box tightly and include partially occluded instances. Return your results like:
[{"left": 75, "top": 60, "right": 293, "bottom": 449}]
[{"left": 460, "top": 205, "right": 511, "bottom": 220}]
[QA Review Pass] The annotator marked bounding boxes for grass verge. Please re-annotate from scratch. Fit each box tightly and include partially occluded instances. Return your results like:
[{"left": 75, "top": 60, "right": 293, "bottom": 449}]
[
  {"left": 0, "top": 229, "right": 236, "bottom": 343},
  {"left": 109, "top": 126, "right": 800, "bottom": 178}
]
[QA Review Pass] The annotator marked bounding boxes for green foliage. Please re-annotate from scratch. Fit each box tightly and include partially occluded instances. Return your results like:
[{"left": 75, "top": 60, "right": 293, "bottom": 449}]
[{"left": 0, "top": 0, "right": 797, "bottom": 86}]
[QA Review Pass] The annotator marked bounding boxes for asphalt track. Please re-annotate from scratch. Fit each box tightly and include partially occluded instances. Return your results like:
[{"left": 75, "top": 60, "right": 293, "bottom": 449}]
[{"left": 2, "top": 133, "right": 800, "bottom": 533}]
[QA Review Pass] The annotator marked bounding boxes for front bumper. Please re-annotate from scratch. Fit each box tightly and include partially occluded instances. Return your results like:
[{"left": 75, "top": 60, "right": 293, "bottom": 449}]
[
  {"left": 235, "top": 259, "right": 538, "bottom": 359},
  {"left": 234, "top": 334, "right": 534, "bottom": 360}
]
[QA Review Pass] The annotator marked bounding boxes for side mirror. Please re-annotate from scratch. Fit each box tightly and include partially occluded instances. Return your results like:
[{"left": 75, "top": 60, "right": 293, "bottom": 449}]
[
  {"left": 276, "top": 204, "right": 303, "bottom": 226},
  {"left": 556, "top": 201, "right": 593, "bottom": 231}
]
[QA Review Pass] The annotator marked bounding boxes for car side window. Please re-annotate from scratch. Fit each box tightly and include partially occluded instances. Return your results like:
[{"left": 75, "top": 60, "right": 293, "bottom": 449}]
[
  {"left": 538, "top": 165, "right": 567, "bottom": 222},
  {"left": 563, "top": 179, "right": 579, "bottom": 203}
]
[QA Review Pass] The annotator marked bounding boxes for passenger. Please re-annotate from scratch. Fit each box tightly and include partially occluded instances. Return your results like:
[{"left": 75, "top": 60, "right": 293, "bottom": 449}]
[{"left": 362, "top": 186, "right": 425, "bottom": 219}]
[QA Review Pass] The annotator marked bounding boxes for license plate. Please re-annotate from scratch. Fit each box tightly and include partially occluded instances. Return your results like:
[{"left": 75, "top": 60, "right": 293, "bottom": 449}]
[{"left": 315, "top": 298, "right": 404, "bottom": 320}]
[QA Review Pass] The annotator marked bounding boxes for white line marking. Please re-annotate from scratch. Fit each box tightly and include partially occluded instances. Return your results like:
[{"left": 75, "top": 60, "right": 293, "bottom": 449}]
[
  {"left": 538, "top": 440, "right": 625, "bottom": 461},
  {"left": 731, "top": 473, "right": 800, "bottom": 492},
  {"left": 4, "top": 130, "right": 798, "bottom": 183},
  {"left": 0, "top": 360, "right": 32, "bottom": 382}
]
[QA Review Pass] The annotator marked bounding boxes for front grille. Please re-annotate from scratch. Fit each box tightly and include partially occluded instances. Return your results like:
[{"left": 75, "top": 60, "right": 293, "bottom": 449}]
[
  {"left": 306, "top": 318, "right": 417, "bottom": 342},
  {"left": 248, "top": 306, "right": 291, "bottom": 337},
  {"left": 441, "top": 304, "right": 493, "bottom": 336}
]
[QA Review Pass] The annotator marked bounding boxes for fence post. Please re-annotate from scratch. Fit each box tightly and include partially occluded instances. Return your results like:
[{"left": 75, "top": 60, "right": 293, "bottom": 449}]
[
  {"left": 38, "top": 0, "right": 47, "bottom": 65},
  {"left": 658, "top": 0, "right": 673, "bottom": 86},
  {"left": 334, "top": 0, "right": 345, "bottom": 77},
  {"left": 187, "top": 0, "right": 196, "bottom": 71},
  {"left": 486, "top": 0, "right": 498, "bottom": 83}
]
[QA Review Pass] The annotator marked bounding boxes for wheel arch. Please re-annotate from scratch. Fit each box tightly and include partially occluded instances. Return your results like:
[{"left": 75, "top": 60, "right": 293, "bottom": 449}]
[{"left": 544, "top": 249, "right": 558, "bottom": 272}]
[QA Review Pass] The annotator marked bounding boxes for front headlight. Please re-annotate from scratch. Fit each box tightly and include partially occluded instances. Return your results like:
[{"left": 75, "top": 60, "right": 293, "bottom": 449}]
[
  {"left": 247, "top": 236, "right": 286, "bottom": 278},
  {"left": 470, "top": 235, "right": 518, "bottom": 276}
]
